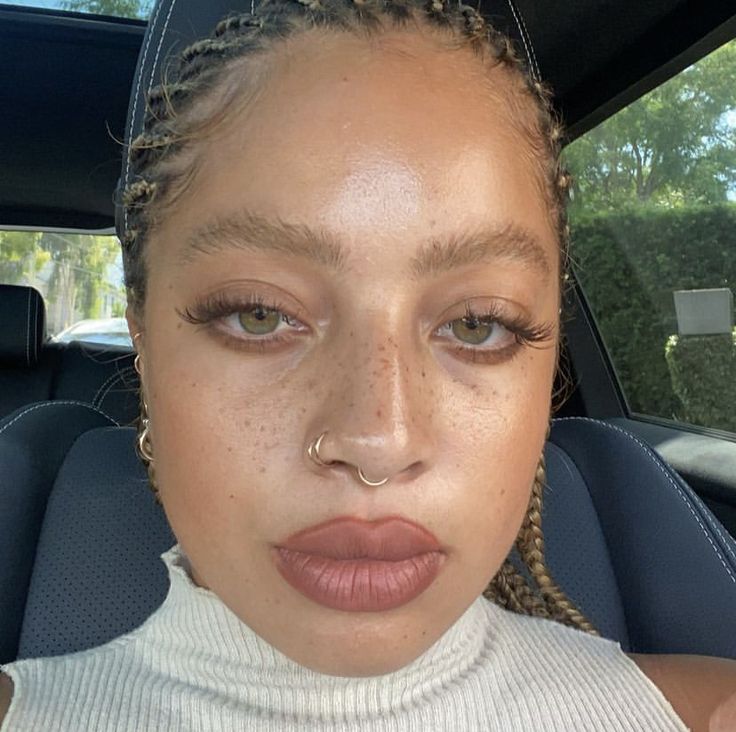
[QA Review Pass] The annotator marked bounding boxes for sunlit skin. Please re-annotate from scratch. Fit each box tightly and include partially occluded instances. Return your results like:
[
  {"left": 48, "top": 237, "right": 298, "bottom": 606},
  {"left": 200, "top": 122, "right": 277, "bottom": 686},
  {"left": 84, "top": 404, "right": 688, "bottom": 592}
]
[{"left": 128, "top": 28, "right": 561, "bottom": 677}]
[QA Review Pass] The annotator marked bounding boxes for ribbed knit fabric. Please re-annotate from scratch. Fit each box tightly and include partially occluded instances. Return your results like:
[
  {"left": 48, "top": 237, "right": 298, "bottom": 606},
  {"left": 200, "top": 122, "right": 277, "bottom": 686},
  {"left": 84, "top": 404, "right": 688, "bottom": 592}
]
[{"left": 1, "top": 544, "right": 688, "bottom": 731}]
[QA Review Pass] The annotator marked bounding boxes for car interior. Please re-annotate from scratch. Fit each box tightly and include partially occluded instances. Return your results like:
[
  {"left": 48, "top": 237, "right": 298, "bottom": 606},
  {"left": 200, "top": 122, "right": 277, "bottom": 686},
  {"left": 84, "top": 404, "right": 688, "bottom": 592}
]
[{"left": 1, "top": 0, "right": 735, "bottom": 693}]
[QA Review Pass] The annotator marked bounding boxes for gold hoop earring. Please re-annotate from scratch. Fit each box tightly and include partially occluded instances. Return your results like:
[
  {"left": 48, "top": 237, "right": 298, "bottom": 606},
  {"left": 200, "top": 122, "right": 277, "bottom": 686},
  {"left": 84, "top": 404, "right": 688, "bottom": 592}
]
[
  {"left": 137, "top": 412, "right": 154, "bottom": 462},
  {"left": 136, "top": 394, "right": 161, "bottom": 504},
  {"left": 132, "top": 332, "right": 144, "bottom": 376}
]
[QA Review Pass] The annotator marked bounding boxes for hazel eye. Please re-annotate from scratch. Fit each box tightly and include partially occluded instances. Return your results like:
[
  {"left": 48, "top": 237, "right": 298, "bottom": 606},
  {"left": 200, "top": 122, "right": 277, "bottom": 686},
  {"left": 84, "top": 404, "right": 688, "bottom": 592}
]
[
  {"left": 448, "top": 316, "right": 511, "bottom": 347},
  {"left": 237, "top": 305, "right": 282, "bottom": 335}
]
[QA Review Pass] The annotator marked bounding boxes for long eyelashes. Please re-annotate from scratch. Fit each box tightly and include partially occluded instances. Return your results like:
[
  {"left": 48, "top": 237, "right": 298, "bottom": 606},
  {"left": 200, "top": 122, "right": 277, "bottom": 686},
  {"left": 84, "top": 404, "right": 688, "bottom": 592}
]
[
  {"left": 176, "top": 292, "right": 555, "bottom": 362},
  {"left": 177, "top": 291, "right": 296, "bottom": 326},
  {"left": 459, "top": 300, "right": 555, "bottom": 347}
]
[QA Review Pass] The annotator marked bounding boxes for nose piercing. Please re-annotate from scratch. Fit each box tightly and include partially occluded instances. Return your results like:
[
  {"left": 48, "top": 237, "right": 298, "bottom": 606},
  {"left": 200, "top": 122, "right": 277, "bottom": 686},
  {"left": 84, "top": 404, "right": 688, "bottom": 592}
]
[{"left": 307, "top": 431, "right": 389, "bottom": 486}]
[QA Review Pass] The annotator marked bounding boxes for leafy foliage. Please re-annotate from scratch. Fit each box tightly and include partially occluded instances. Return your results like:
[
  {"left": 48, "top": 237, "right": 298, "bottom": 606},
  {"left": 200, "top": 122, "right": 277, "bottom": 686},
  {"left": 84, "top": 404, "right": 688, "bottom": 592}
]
[
  {"left": 565, "top": 39, "right": 736, "bottom": 431},
  {"left": 0, "top": 231, "right": 124, "bottom": 334},
  {"left": 666, "top": 330, "right": 736, "bottom": 432},
  {"left": 60, "top": 0, "right": 151, "bottom": 19},
  {"left": 564, "top": 42, "right": 736, "bottom": 214},
  {"left": 0, "top": 231, "right": 49, "bottom": 283},
  {"left": 569, "top": 204, "right": 736, "bottom": 425}
]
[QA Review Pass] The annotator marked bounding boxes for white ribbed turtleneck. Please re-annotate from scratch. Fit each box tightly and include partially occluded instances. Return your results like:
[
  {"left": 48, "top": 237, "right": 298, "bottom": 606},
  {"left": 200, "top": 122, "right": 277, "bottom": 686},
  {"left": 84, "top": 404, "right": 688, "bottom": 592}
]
[{"left": 0, "top": 543, "right": 688, "bottom": 731}]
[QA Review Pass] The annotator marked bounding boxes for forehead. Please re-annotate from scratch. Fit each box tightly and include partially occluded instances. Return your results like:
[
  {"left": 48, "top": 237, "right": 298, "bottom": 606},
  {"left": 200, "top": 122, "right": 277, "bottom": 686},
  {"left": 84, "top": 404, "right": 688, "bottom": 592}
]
[{"left": 160, "top": 27, "right": 557, "bottom": 266}]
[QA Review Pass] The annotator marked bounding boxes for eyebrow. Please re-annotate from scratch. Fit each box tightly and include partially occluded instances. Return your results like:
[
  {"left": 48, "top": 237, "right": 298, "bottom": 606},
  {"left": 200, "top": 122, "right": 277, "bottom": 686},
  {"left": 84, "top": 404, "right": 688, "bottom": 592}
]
[{"left": 179, "top": 210, "right": 552, "bottom": 279}]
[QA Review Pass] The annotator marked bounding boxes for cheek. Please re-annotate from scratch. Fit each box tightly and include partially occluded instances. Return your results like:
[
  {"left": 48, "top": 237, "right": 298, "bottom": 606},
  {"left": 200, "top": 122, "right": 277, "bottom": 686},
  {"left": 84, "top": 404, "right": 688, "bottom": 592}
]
[
  {"left": 144, "top": 353, "right": 297, "bottom": 542},
  {"left": 429, "top": 347, "right": 555, "bottom": 591}
]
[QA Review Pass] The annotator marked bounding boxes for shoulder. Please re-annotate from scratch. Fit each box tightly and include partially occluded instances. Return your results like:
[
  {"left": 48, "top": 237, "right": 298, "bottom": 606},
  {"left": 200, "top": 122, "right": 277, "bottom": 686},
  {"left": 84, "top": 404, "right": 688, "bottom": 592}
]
[
  {"left": 0, "top": 671, "right": 14, "bottom": 727},
  {"left": 629, "top": 652, "right": 736, "bottom": 732}
]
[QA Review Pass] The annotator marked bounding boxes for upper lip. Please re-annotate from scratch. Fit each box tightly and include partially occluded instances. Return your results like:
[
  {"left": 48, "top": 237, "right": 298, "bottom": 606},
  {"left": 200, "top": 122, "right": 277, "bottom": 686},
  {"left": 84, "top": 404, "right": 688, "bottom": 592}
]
[{"left": 276, "top": 516, "right": 443, "bottom": 560}]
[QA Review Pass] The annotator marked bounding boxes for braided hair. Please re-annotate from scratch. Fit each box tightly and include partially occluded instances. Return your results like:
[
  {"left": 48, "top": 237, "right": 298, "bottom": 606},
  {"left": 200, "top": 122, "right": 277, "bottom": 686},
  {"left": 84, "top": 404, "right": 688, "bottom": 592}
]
[{"left": 123, "top": 0, "right": 594, "bottom": 635}]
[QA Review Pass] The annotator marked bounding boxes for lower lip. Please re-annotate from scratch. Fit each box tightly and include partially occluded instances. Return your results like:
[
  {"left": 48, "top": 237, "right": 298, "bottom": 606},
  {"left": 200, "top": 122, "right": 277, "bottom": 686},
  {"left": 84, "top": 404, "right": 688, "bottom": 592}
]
[{"left": 273, "top": 548, "right": 446, "bottom": 612}]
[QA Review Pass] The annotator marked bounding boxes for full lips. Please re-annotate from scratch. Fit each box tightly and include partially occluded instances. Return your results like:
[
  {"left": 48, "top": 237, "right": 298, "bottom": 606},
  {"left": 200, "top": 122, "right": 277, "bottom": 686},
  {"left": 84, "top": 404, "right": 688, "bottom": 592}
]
[{"left": 273, "top": 516, "right": 447, "bottom": 612}]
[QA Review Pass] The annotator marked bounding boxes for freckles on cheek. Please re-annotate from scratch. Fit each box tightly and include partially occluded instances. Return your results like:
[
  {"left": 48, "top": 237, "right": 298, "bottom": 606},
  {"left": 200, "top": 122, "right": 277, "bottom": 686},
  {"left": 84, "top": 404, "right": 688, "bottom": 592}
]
[
  {"left": 153, "top": 370, "right": 289, "bottom": 502},
  {"left": 455, "top": 359, "right": 552, "bottom": 489}
]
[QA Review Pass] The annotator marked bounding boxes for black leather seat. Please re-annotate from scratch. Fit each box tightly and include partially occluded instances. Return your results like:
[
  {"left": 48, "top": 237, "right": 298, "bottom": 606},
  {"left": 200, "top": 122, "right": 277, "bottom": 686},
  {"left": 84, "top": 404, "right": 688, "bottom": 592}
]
[
  {"left": 0, "top": 403, "right": 733, "bottom": 665},
  {"left": 0, "top": 284, "right": 139, "bottom": 424}
]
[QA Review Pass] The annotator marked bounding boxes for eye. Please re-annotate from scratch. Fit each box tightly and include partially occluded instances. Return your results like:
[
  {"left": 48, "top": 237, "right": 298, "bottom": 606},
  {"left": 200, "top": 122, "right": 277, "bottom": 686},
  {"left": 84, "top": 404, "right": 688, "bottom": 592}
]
[
  {"left": 447, "top": 315, "right": 513, "bottom": 347},
  {"left": 176, "top": 292, "right": 307, "bottom": 353},
  {"left": 433, "top": 301, "right": 555, "bottom": 364},
  {"left": 234, "top": 304, "right": 285, "bottom": 336}
]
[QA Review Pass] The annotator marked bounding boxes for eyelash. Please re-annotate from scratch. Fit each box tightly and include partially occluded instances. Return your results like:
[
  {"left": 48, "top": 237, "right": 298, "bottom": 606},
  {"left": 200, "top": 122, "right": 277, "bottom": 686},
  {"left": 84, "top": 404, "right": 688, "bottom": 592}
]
[{"left": 176, "top": 292, "right": 554, "bottom": 364}]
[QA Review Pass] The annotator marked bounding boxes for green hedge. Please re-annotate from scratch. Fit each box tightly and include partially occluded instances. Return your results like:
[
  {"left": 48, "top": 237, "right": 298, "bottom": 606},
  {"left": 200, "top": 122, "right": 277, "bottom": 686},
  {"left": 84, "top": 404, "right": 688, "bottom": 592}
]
[
  {"left": 569, "top": 204, "right": 736, "bottom": 424},
  {"left": 665, "top": 330, "right": 736, "bottom": 432}
]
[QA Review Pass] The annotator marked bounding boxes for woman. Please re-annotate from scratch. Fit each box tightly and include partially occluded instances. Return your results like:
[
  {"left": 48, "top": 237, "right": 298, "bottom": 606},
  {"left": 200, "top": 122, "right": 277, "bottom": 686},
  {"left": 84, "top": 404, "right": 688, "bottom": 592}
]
[{"left": 1, "top": 0, "right": 734, "bottom": 728}]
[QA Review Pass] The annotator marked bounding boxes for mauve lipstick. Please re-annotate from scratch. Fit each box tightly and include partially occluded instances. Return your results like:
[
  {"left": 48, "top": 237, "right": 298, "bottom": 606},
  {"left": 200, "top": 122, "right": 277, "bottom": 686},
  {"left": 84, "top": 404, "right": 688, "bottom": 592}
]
[{"left": 272, "top": 516, "right": 446, "bottom": 612}]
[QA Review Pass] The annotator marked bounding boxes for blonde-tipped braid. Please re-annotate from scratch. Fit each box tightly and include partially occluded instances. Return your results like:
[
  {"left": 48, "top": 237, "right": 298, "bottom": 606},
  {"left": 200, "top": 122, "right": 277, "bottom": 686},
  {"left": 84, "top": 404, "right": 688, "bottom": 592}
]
[{"left": 484, "top": 443, "right": 598, "bottom": 635}]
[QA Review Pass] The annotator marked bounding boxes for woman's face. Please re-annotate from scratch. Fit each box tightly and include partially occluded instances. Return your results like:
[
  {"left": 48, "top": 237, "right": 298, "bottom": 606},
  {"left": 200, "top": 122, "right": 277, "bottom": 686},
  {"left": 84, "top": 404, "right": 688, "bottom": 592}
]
[{"left": 131, "top": 28, "right": 560, "bottom": 676}]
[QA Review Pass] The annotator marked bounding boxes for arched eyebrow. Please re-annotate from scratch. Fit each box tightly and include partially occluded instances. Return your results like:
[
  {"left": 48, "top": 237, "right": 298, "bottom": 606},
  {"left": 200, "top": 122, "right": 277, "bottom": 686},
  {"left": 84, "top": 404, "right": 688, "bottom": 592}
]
[{"left": 178, "top": 210, "right": 551, "bottom": 279}]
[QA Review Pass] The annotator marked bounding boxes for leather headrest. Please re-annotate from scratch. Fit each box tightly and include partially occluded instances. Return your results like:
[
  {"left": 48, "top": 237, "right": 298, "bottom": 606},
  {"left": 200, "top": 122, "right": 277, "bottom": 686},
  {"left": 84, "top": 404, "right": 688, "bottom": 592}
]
[
  {"left": 0, "top": 284, "right": 46, "bottom": 367},
  {"left": 115, "top": 0, "right": 533, "bottom": 241}
]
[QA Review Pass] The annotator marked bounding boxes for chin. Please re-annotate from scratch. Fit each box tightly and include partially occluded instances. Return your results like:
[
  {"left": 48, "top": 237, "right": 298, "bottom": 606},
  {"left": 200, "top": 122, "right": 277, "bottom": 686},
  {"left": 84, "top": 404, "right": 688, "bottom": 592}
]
[{"left": 275, "top": 587, "right": 456, "bottom": 677}]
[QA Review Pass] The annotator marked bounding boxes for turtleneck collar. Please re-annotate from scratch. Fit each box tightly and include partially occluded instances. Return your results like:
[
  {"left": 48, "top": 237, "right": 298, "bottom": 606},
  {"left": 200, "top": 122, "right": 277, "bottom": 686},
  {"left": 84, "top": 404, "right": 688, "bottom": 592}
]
[{"left": 138, "top": 543, "right": 496, "bottom": 717}]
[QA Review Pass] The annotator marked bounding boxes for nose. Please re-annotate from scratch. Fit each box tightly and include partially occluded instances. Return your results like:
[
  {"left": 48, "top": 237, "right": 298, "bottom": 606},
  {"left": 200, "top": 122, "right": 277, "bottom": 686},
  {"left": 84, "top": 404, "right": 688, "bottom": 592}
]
[{"left": 307, "top": 321, "right": 436, "bottom": 487}]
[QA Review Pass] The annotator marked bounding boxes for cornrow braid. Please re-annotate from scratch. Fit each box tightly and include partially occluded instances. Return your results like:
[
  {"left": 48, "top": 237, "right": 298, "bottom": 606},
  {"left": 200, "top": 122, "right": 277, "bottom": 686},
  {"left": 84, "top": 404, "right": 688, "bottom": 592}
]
[
  {"left": 121, "top": 0, "right": 572, "bottom": 310},
  {"left": 124, "top": 0, "right": 588, "bottom": 633}
]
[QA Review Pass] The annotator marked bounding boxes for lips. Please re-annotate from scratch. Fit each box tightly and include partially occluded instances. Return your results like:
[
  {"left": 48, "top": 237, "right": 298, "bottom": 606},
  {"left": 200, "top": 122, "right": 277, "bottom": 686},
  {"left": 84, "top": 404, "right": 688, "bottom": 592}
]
[{"left": 273, "top": 516, "right": 446, "bottom": 612}]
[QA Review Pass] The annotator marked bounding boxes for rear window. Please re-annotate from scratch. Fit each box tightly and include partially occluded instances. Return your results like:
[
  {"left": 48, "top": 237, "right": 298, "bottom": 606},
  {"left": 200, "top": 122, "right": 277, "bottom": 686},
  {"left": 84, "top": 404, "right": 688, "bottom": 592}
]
[
  {"left": 0, "top": 0, "right": 151, "bottom": 20},
  {"left": 0, "top": 230, "right": 131, "bottom": 348}
]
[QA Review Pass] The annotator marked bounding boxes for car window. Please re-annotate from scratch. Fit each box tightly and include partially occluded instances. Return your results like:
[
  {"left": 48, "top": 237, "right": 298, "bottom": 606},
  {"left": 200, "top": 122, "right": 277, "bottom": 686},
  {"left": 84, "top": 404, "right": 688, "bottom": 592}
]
[
  {"left": 0, "top": 230, "right": 131, "bottom": 347},
  {"left": 564, "top": 38, "right": 736, "bottom": 434},
  {"left": 0, "top": 0, "right": 151, "bottom": 20}
]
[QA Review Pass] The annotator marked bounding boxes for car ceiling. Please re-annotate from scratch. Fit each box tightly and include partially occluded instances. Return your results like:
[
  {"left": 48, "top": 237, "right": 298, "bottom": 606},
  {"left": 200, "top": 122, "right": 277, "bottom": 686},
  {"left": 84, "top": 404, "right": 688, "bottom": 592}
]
[{"left": 0, "top": 1, "right": 734, "bottom": 231}]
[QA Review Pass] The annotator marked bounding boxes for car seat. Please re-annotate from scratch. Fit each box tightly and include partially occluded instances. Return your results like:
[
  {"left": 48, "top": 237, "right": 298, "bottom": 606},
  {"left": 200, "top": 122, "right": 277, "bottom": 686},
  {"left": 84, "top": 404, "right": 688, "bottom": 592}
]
[
  {"left": 0, "top": 402, "right": 734, "bottom": 664},
  {"left": 0, "top": 284, "right": 139, "bottom": 424}
]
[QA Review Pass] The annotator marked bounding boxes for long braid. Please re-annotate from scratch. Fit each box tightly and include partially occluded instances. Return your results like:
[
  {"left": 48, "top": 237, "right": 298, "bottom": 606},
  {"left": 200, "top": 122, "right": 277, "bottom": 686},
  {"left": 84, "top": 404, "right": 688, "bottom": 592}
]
[
  {"left": 124, "top": 0, "right": 590, "bottom": 634},
  {"left": 523, "top": 454, "right": 599, "bottom": 632}
]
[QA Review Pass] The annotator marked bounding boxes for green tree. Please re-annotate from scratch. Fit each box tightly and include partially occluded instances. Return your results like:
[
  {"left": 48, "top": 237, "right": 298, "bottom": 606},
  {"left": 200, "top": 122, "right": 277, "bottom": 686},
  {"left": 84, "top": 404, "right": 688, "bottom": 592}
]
[
  {"left": 564, "top": 40, "right": 736, "bottom": 214},
  {"left": 61, "top": 0, "right": 151, "bottom": 19},
  {"left": 0, "top": 231, "right": 50, "bottom": 284},
  {"left": 41, "top": 233, "right": 122, "bottom": 330}
]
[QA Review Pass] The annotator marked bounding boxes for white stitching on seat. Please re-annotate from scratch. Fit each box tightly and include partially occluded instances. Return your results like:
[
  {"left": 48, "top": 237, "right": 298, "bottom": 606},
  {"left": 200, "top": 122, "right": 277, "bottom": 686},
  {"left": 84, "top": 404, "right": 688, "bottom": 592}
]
[
  {"left": 561, "top": 418, "right": 736, "bottom": 568},
  {"left": 123, "top": 0, "right": 168, "bottom": 233},
  {"left": 94, "top": 367, "right": 137, "bottom": 409},
  {"left": 505, "top": 0, "right": 541, "bottom": 81},
  {"left": 148, "top": 0, "right": 179, "bottom": 98},
  {"left": 554, "top": 416, "right": 736, "bottom": 579},
  {"left": 92, "top": 369, "right": 128, "bottom": 407},
  {"left": 25, "top": 289, "right": 31, "bottom": 367},
  {"left": 33, "top": 293, "right": 39, "bottom": 364},
  {"left": 0, "top": 400, "right": 119, "bottom": 438}
]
